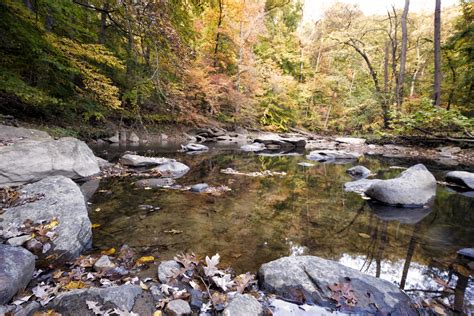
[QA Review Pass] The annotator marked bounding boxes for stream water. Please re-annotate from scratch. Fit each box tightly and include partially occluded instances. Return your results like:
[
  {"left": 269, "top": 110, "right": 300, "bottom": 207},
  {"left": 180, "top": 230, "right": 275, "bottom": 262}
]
[{"left": 89, "top": 143, "right": 474, "bottom": 312}]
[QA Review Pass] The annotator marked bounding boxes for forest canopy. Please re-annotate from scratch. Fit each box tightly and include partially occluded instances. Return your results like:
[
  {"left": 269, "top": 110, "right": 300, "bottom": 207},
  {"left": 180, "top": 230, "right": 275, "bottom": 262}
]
[{"left": 0, "top": 0, "right": 472, "bottom": 137}]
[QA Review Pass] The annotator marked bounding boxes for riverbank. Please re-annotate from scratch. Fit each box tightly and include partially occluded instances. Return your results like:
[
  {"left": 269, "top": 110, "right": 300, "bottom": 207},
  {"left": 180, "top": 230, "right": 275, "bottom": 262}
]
[{"left": 1, "top": 124, "right": 473, "bottom": 315}]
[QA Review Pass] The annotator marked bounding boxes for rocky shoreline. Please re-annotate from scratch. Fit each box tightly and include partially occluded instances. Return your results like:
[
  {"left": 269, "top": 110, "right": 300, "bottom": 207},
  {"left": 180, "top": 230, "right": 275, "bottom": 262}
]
[{"left": 1, "top": 124, "right": 473, "bottom": 315}]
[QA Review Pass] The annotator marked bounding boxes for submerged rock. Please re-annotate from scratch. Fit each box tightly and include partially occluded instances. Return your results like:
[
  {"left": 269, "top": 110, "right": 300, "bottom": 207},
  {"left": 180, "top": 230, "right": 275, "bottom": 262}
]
[
  {"left": 258, "top": 256, "right": 417, "bottom": 315},
  {"left": 0, "top": 137, "right": 100, "bottom": 187},
  {"left": 119, "top": 154, "right": 171, "bottom": 167},
  {"left": 153, "top": 161, "right": 190, "bottom": 178},
  {"left": 241, "top": 143, "right": 266, "bottom": 152},
  {"left": 307, "top": 150, "right": 361, "bottom": 162},
  {"left": 346, "top": 165, "right": 371, "bottom": 179},
  {"left": 368, "top": 202, "right": 433, "bottom": 224},
  {"left": 166, "top": 299, "right": 191, "bottom": 316},
  {"left": 135, "top": 178, "right": 175, "bottom": 188},
  {"left": 223, "top": 293, "right": 263, "bottom": 316},
  {"left": 445, "top": 171, "right": 474, "bottom": 189},
  {"left": 0, "top": 245, "right": 35, "bottom": 304},
  {"left": 0, "top": 176, "right": 92, "bottom": 261},
  {"left": 181, "top": 143, "right": 209, "bottom": 152},
  {"left": 80, "top": 179, "right": 100, "bottom": 202},
  {"left": 190, "top": 183, "right": 209, "bottom": 192},
  {"left": 47, "top": 284, "right": 150, "bottom": 316},
  {"left": 365, "top": 164, "right": 436, "bottom": 207}
]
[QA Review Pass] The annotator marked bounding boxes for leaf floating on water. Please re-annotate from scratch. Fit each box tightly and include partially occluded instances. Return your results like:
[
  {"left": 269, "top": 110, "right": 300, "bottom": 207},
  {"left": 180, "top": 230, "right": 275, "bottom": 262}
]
[
  {"left": 164, "top": 229, "right": 183, "bottom": 235},
  {"left": 101, "top": 248, "right": 116, "bottom": 255},
  {"left": 91, "top": 223, "right": 101, "bottom": 229},
  {"left": 94, "top": 208, "right": 101, "bottom": 212},
  {"left": 358, "top": 233, "right": 371, "bottom": 239}
]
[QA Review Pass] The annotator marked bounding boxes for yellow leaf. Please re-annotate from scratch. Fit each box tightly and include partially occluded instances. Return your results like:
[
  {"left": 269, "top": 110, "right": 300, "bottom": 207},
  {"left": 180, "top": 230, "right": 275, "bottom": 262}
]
[
  {"left": 101, "top": 248, "right": 116, "bottom": 255},
  {"left": 64, "top": 280, "right": 86, "bottom": 290},
  {"left": 136, "top": 256, "right": 155, "bottom": 265},
  {"left": 153, "top": 311, "right": 162, "bottom": 316},
  {"left": 92, "top": 224, "right": 101, "bottom": 229},
  {"left": 94, "top": 208, "right": 101, "bottom": 212},
  {"left": 164, "top": 229, "right": 183, "bottom": 235},
  {"left": 45, "top": 219, "right": 59, "bottom": 230},
  {"left": 358, "top": 233, "right": 371, "bottom": 239},
  {"left": 140, "top": 281, "right": 149, "bottom": 290}
]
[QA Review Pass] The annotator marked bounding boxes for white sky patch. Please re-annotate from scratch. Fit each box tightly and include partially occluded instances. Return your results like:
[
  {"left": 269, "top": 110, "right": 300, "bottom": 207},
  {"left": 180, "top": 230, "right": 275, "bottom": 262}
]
[{"left": 303, "top": 0, "right": 460, "bottom": 21}]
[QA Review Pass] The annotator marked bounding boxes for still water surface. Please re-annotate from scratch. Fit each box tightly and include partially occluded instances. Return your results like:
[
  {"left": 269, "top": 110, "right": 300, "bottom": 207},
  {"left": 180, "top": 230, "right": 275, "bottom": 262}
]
[{"left": 89, "top": 144, "right": 474, "bottom": 312}]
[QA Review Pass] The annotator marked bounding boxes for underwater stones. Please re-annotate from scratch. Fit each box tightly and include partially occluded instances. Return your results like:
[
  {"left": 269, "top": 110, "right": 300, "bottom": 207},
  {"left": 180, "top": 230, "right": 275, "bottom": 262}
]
[{"left": 135, "top": 178, "right": 175, "bottom": 189}]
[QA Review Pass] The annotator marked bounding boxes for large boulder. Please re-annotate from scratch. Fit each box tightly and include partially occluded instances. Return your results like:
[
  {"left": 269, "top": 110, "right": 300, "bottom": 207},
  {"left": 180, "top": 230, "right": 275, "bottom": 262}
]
[
  {"left": 445, "top": 171, "right": 474, "bottom": 190},
  {"left": 344, "top": 179, "right": 381, "bottom": 194},
  {"left": 47, "top": 284, "right": 152, "bottom": 316},
  {"left": 119, "top": 154, "right": 171, "bottom": 168},
  {"left": 307, "top": 150, "right": 361, "bottom": 162},
  {"left": 254, "top": 133, "right": 306, "bottom": 150},
  {"left": 223, "top": 294, "right": 263, "bottom": 316},
  {"left": 0, "top": 124, "right": 51, "bottom": 143},
  {"left": 259, "top": 256, "right": 417, "bottom": 315},
  {"left": 0, "top": 245, "right": 35, "bottom": 304},
  {"left": 365, "top": 164, "right": 436, "bottom": 207},
  {"left": 0, "top": 137, "right": 100, "bottom": 187},
  {"left": 0, "top": 176, "right": 92, "bottom": 261}
]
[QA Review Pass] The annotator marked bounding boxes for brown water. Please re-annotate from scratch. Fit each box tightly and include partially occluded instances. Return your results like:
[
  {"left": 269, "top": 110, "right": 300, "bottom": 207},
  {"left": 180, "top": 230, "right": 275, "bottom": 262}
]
[{"left": 89, "top": 144, "right": 474, "bottom": 312}]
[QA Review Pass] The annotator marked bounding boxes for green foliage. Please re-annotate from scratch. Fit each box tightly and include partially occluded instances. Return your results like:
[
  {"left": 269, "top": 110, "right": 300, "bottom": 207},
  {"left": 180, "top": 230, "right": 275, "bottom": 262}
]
[{"left": 390, "top": 97, "right": 473, "bottom": 135}]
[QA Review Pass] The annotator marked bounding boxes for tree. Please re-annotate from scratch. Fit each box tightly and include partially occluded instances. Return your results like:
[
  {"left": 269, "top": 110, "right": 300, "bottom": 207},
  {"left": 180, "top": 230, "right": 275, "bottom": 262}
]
[
  {"left": 396, "top": 0, "right": 410, "bottom": 109},
  {"left": 433, "top": 0, "right": 442, "bottom": 106}
]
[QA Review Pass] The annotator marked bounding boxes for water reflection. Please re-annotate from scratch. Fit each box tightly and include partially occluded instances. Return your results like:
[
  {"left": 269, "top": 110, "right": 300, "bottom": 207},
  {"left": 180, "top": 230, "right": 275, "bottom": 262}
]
[{"left": 89, "top": 147, "right": 474, "bottom": 313}]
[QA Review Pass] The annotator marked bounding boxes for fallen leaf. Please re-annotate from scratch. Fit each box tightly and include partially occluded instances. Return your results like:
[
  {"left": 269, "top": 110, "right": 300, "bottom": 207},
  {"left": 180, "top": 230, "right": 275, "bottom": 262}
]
[
  {"left": 136, "top": 256, "right": 155, "bottom": 265},
  {"left": 64, "top": 280, "right": 86, "bottom": 290},
  {"left": 164, "top": 229, "right": 183, "bottom": 234},
  {"left": 204, "top": 253, "right": 220, "bottom": 277},
  {"left": 95, "top": 208, "right": 102, "bottom": 212},
  {"left": 153, "top": 311, "right": 162, "bottom": 316},
  {"left": 101, "top": 248, "right": 116, "bottom": 255},
  {"left": 92, "top": 224, "right": 101, "bottom": 229},
  {"left": 358, "top": 233, "right": 371, "bottom": 239}
]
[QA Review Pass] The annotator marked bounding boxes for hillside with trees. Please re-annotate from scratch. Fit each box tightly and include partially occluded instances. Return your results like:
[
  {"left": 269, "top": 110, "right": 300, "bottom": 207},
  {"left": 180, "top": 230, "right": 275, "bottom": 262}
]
[{"left": 0, "top": 0, "right": 472, "bottom": 139}]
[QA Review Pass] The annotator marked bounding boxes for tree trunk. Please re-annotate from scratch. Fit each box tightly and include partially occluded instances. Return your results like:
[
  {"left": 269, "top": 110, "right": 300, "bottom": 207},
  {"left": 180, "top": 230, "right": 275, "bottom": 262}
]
[
  {"left": 213, "top": 0, "right": 224, "bottom": 69},
  {"left": 99, "top": 2, "right": 109, "bottom": 44},
  {"left": 383, "top": 41, "right": 390, "bottom": 128},
  {"left": 396, "top": 0, "right": 410, "bottom": 109},
  {"left": 433, "top": 0, "right": 442, "bottom": 106}
]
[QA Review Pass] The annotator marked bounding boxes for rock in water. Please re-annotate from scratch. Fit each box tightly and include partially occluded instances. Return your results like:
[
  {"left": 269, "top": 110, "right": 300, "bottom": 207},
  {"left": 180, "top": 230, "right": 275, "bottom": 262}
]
[
  {"left": 108, "top": 131, "right": 120, "bottom": 143},
  {"left": 335, "top": 137, "right": 366, "bottom": 145},
  {"left": 258, "top": 256, "right": 417, "bottom": 315},
  {"left": 0, "top": 176, "right": 92, "bottom": 261},
  {"left": 136, "top": 178, "right": 175, "bottom": 188},
  {"left": 365, "top": 164, "right": 436, "bottom": 207},
  {"left": 445, "top": 171, "right": 474, "bottom": 189},
  {"left": 47, "top": 285, "right": 149, "bottom": 316},
  {"left": 223, "top": 294, "right": 263, "bottom": 316},
  {"left": 0, "top": 245, "right": 35, "bottom": 304},
  {"left": 307, "top": 150, "right": 362, "bottom": 162},
  {"left": 346, "top": 165, "right": 371, "bottom": 179},
  {"left": 0, "top": 124, "right": 51, "bottom": 143},
  {"left": 0, "top": 137, "right": 100, "bottom": 187},
  {"left": 119, "top": 154, "right": 171, "bottom": 167},
  {"left": 181, "top": 143, "right": 209, "bottom": 152},
  {"left": 241, "top": 143, "right": 266, "bottom": 152},
  {"left": 166, "top": 299, "right": 192, "bottom": 316},
  {"left": 344, "top": 179, "right": 381, "bottom": 194},
  {"left": 129, "top": 132, "right": 140, "bottom": 143},
  {"left": 190, "top": 183, "right": 209, "bottom": 192},
  {"left": 153, "top": 161, "right": 190, "bottom": 179}
]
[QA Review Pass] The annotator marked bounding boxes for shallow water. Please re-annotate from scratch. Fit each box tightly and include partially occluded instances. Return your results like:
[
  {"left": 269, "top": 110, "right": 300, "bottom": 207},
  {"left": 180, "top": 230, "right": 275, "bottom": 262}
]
[{"left": 89, "top": 143, "right": 474, "bottom": 312}]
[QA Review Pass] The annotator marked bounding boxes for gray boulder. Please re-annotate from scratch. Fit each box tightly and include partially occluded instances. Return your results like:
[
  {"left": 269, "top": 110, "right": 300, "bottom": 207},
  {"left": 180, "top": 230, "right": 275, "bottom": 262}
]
[
  {"left": 0, "top": 245, "right": 35, "bottom": 304},
  {"left": 365, "top": 164, "right": 436, "bottom": 207},
  {"left": 335, "top": 137, "right": 366, "bottom": 145},
  {"left": 47, "top": 284, "right": 151, "bottom": 316},
  {"left": 457, "top": 248, "right": 474, "bottom": 260},
  {"left": 0, "top": 176, "right": 92, "bottom": 261},
  {"left": 223, "top": 294, "right": 262, "bottom": 316},
  {"left": 119, "top": 154, "right": 171, "bottom": 168},
  {"left": 344, "top": 179, "right": 381, "bottom": 194},
  {"left": 0, "top": 137, "right": 100, "bottom": 187},
  {"left": 0, "top": 124, "right": 51, "bottom": 143},
  {"left": 158, "top": 260, "right": 181, "bottom": 283},
  {"left": 190, "top": 183, "right": 209, "bottom": 192},
  {"left": 181, "top": 143, "right": 209, "bottom": 152},
  {"left": 241, "top": 143, "right": 266, "bottom": 152},
  {"left": 135, "top": 178, "right": 175, "bottom": 189},
  {"left": 80, "top": 179, "right": 100, "bottom": 202},
  {"left": 307, "top": 150, "right": 361, "bottom": 162},
  {"left": 258, "top": 256, "right": 417, "bottom": 315},
  {"left": 346, "top": 166, "right": 371, "bottom": 179},
  {"left": 153, "top": 161, "right": 190, "bottom": 179},
  {"left": 95, "top": 156, "right": 113, "bottom": 169},
  {"left": 445, "top": 171, "right": 474, "bottom": 189},
  {"left": 166, "top": 299, "right": 191, "bottom": 316}
]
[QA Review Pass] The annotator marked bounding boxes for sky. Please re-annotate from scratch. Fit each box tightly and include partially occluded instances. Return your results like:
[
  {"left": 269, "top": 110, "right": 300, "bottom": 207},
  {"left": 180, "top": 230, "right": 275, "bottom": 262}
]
[{"left": 303, "top": 0, "right": 460, "bottom": 21}]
